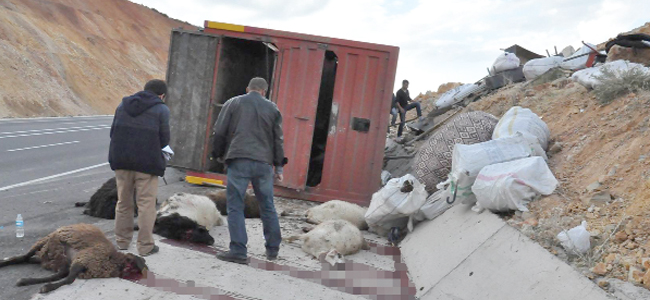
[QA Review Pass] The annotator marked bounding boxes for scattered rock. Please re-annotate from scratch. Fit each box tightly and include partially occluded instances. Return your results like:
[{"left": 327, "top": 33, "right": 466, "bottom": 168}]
[
  {"left": 644, "top": 271, "right": 650, "bottom": 289},
  {"left": 615, "top": 231, "right": 629, "bottom": 243},
  {"left": 586, "top": 181, "right": 602, "bottom": 193},
  {"left": 598, "top": 279, "right": 610, "bottom": 288},
  {"left": 524, "top": 90, "right": 536, "bottom": 97},
  {"left": 608, "top": 166, "right": 618, "bottom": 177},
  {"left": 643, "top": 258, "right": 650, "bottom": 269},
  {"left": 524, "top": 218, "right": 539, "bottom": 227},
  {"left": 548, "top": 142, "right": 563, "bottom": 155},
  {"left": 605, "top": 253, "right": 620, "bottom": 264},
  {"left": 598, "top": 175, "right": 608, "bottom": 183},
  {"left": 629, "top": 266, "right": 644, "bottom": 284},
  {"left": 592, "top": 262, "right": 609, "bottom": 276},
  {"left": 590, "top": 191, "right": 613, "bottom": 206},
  {"left": 626, "top": 242, "right": 639, "bottom": 250}
]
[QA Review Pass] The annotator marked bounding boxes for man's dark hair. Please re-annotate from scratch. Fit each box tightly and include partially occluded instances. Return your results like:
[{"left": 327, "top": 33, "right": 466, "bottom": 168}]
[
  {"left": 402, "top": 80, "right": 409, "bottom": 84},
  {"left": 144, "top": 79, "right": 167, "bottom": 96}
]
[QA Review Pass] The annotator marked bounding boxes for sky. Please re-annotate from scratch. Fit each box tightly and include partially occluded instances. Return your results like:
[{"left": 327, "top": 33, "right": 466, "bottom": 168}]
[{"left": 131, "top": 0, "right": 649, "bottom": 97}]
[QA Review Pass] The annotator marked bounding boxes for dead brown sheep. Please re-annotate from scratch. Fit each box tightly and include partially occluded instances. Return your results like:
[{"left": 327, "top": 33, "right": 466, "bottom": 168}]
[
  {"left": 205, "top": 189, "right": 260, "bottom": 218},
  {"left": 0, "top": 223, "right": 148, "bottom": 294}
]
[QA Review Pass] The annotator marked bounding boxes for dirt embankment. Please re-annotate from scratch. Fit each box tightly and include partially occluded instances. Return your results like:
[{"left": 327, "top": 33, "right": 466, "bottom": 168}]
[{"left": 0, "top": 0, "right": 197, "bottom": 118}]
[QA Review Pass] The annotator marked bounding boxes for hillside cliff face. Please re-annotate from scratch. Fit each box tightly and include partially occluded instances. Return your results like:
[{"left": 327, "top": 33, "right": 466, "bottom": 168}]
[{"left": 0, "top": 0, "right": 196, "bottom": 118}]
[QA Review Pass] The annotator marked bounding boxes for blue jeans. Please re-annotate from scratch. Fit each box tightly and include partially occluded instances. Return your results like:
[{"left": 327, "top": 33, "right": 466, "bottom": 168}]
[
  {"left": 225, "top": 158, "right": 281, "bottom": 257},
  {"left": 396, "top": 102, "right": 422, "bottom": 137}
]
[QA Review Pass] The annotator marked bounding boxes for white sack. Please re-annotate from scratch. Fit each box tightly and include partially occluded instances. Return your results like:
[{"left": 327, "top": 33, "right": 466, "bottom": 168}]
[
  {"left": 442, "top": 132, "right": 547, "bottom": 206},
  {"left": 492, "top": 106, "right": 551, "bottom": 150},
  {"left": 365, "top": 174, "right": 427, "bottom": 236},
  {"left": 491, "top": 52, "right": 520, "bottom": 74},
  {"left": 435, "top": 83, "right": 484, "bottom": 109},
  {"left": 560, "top": 42, "right": 597, "bottom": 70},
  {"left": 409, "top": 190, "right": 449, "bottom": 230},
  {"left": 522, "top": 56, "right": 564, "bottom": 81},
  {"left": 471, "top": 156, "right": 558, "bottom": 212},
  {"left": 557, "top": 221, "right": 591, "bottom": 254},
  {"left": 572, "top": 59, "right": 650, "bottom": 89}
]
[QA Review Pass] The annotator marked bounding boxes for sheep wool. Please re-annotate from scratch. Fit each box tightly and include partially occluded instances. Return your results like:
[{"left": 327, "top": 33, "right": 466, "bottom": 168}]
[
  {"left": 286, "top": 219, "right": 369, "bottom": 261},
  {"left": 32, "top": 224, "right": 125, "bottom": 279},
  {"left": 158, "top": 193, "right": 223, "bottom": 230},
  {"left": 305, "top": 200, "right": 369, "bottom": 230}
]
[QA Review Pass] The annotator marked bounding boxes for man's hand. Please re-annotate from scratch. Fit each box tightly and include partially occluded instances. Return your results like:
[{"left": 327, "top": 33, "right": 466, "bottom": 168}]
[{"left": 275, "top": 174, "right": 283, "bottom": 182}]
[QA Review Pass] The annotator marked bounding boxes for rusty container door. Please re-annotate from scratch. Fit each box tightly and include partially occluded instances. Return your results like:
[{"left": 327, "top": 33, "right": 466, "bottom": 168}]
[
  {"left": 318, "top": 48, "right": 393, "bottom": 203},
  {"left": 271, "top": 41, "right": 325, "bottom": 191},
  {"left": 165, "top": 30, "right": 220, "bottom": 171}
]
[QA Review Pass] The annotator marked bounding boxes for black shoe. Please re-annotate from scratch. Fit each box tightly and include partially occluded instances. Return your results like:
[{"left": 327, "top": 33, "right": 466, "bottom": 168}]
[
  {"left": 216, "top": 251, "right": 248, "bottom": 265},
  {"left": 141, "top": 245, "right": 159, "bottom": 257},
  {"left": 266, "top": 250, "right": 278, "bottom": 261}
]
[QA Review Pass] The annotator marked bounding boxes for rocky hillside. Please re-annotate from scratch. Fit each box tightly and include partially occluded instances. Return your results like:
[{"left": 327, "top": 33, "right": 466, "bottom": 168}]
[{"left": 0, "top": 0, "right": 196, "bottom": 118}]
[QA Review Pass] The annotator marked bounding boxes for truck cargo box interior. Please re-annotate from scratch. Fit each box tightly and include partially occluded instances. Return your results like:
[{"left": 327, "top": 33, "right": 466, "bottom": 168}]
[
  {"left": 306, "top": 51, "right": 338, "bottom": 187},
  {"left": 208, "top": 37, "right": 278, "bottom": 173}
]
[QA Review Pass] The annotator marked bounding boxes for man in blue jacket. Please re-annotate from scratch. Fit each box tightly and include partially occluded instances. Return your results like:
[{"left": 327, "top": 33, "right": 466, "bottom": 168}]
[
  {"left": 109, "top": 79, "right": 170, "bottom": 257},
  {"left": 212, "top": 77, "right": 286, "bottom": 264}
]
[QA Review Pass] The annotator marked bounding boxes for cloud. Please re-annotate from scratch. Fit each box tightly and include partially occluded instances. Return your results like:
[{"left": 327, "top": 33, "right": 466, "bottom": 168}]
[{"left": 130, "top": 0, "right": 650, "bottom": 95}]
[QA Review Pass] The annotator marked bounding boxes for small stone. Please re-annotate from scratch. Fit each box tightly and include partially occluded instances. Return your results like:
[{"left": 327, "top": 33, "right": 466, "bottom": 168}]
[
  {"left": 608, "top": 166, "right": 618, "bottom": 177},
  {"left": 629, "top": 266, "right": 644, "bottom": 284},
  {"left": 598, "top": 175, "right": 607, "bottom": 183},
  {"left": 598, "top": 279, "right": 610, "bottom": 288},
  {"left": 592, "top": 262, "right": 609, "bottom": 276},
  {"left": 643, "top": 258, "right": 650, "bottom": 269},
  {"left": 644, "top": 271, "right": 650, "bottom": 288},
  {"left": 548, "top": 142, "right": 563, "bottom": 155},
  {"left": 605, "top": 253, "right": 619, "bottom": 264},
  {"left": 524, "top": 90, "right": 536, "bottom": 97},
  {"left": 524, "top": 218, "right": 538, "bottom": 227},
  {"left": 640, "top": 155, "right": 647, "bottom": 162},
  {"left": 626, "top": 242, "right": 639, "bottom": 250},
  {"left": 615, "top": 231, "right": 629, "bottom": 243},
  {"left": 586, "top": 181, "right": 602, "bottom": 192}
]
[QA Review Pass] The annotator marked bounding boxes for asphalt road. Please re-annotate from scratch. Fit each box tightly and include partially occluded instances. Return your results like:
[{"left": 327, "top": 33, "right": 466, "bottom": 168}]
[{"left": 0, "top": 115, "right": 123, "bottom": 299}]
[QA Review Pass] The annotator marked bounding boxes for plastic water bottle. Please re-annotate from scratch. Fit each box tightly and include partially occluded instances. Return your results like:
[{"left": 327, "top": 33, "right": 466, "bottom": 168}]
[{"left": 16, "top": 214, "right": 24, "bottom": 238}]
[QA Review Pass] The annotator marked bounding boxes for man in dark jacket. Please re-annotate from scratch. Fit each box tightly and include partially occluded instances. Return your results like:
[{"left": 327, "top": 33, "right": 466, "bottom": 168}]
[
  {"left": 212, "top": 77, "right": 285, "bottom": 264},
  {"left": 109, "top": 79, "right": 170, "bottom": 257},
  {"left": 395, "top": 79, "right": 422, "bottom": 137}
]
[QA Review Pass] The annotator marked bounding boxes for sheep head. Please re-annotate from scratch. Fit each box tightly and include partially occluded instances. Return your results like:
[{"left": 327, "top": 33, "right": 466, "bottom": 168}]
[
  {"left": 319, "top": 249, "right": 344, "bottom": 266},
  {"left": 120, "top": 253, "right": 148, "bottom": 281},
  {"left": 186, "top": 226, "right": 215, "bottom": 245}
]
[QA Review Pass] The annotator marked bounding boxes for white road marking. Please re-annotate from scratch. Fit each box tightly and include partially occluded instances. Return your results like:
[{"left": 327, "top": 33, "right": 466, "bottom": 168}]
[
  {"left": 0, "top": 163, "right": 110, "bottom": 192},
  {"left": 7, "top": 141, "right": 80, "bottom": 152},
  {"left": 0, "top": 126, "right": 110, "bottom": 139},
  {"left": 0, "top": 115, "right": 113, "bottom": 122},
  {"left": 0, "top": 125, "right": 109, "bottom": 135}
]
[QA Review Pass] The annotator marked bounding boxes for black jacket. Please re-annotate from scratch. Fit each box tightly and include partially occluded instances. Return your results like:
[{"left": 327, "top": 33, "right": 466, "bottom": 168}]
[
  {"left": 108, "top": 90, "right": 170, "bottom": 177},
  {"left": 212, "top": 91, "right": 286, "bottom": 173}
]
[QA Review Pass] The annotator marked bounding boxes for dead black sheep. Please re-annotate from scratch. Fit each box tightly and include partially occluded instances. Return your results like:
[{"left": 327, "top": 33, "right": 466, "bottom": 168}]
[
  {"left": 205, "top": 189, "right": 260, "bottom": 218},
  {"left": 152, "top": 212, "right": 215, "bottom": 245},
  {"left": 74, "top": 177, "right": 145, "bottom": 219}
]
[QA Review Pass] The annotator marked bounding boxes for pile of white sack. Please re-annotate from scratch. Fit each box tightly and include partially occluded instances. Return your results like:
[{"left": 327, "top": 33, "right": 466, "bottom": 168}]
[
  {"left": 523, "top": 42, "right": 602, "bottom": 81},
  {"left": 571, "top": 59, "right": 650, "bottom": 89},
  {"left": 367, "top": 106, "right": 559, "bottom": 238}
]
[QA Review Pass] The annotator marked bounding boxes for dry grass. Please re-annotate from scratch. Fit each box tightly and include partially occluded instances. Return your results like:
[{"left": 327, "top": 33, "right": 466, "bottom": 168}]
[{"left": 593, "top": 65, "right": 650, "bottom": 105}]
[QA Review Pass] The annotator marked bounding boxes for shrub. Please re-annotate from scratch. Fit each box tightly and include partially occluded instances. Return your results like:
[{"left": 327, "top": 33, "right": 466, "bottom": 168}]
[{"left": 593, "top": 64, "right": 650, "bottom": 105}]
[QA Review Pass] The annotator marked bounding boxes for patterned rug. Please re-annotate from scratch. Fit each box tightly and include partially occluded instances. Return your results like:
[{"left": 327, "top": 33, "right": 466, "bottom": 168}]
[{"left": 412, "top": 111, "right": 499, "bottom": 193}]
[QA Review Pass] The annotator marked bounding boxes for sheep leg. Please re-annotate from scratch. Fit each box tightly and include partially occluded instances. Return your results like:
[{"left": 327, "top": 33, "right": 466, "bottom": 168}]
[
  {"left": 0, "top": 246, "right": 40, "bottom": 268},
  {"left": 39, "top": 264, "right": 85, "bottom": 294},
  {"left": 16, "top": 266, "right": 69, "bottom": 287}
]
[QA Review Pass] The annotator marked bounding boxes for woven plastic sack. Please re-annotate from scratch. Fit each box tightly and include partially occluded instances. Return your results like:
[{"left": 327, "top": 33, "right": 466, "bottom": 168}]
[
  {"left": 491, "top": 52, "right": 520, "bottom": 74},
  {"left": 572, "top": 59, "right": 650, "bottom": 89},
  {"left": 472, "top": 156, "right": 558, "bottom": 212},
  {"left": 365, "top": 174, "right": 427, "bottom": 236},
  {"left": 413, "top": 111, "right": 499, "bottom": 194},
  {"left": 560, "top": 42, "right": 597, "bottom": 71},
  {"left": 492, "top": 106, "right": 551, "bottom": 150},
  {"left": 441, "top": 132, "right": 547, "bottom": 206},
  {"left": 523, "top": 56, "right": 564, "bottom": 81}
]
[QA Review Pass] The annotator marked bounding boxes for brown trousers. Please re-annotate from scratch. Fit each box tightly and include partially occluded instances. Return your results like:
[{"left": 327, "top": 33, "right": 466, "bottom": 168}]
[{"left": 114, "top": 170, "right": 158, "bottom": 255}]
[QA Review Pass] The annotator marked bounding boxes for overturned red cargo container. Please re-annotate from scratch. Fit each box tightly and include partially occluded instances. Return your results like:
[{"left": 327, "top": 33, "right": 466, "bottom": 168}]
[{"left": 164, "top": 21, "right": 399, "bottom": 206}]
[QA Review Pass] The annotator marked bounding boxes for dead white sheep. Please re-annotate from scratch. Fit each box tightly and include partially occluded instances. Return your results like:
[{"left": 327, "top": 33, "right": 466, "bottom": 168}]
[
  {"left": 284, "top": 219, "right": 370, "bottom": 265},
  {"left": 151, "top": 192, "right": 224, "bottom": 245},
  {"left": 0, "top": 223, "right": 148, "bottom": 294},
  {"left": 282, "top": 200, "right": 369, "bottom": 230}
]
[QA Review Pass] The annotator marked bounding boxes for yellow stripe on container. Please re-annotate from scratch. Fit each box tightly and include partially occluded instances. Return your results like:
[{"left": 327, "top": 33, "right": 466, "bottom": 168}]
[{"left": 206, "top": 21, "right": 245, "bottom": 32}]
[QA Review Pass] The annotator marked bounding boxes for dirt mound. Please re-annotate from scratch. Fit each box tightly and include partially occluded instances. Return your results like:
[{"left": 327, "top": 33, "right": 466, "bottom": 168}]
[
  {"left": 0, "top": 0, "right": 197, "bottom": 118},
  {"left": 464, "top": 75, "right": 650, "bottom": 289}
]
